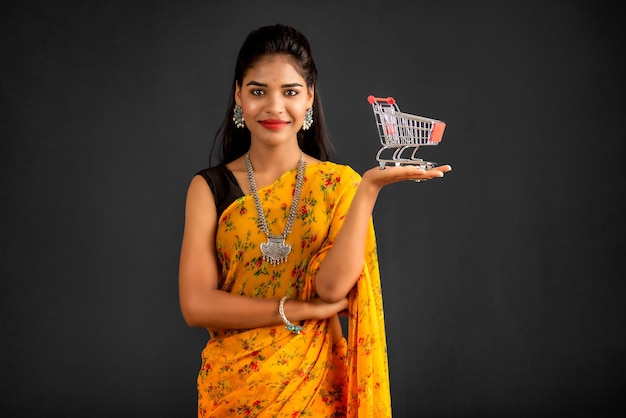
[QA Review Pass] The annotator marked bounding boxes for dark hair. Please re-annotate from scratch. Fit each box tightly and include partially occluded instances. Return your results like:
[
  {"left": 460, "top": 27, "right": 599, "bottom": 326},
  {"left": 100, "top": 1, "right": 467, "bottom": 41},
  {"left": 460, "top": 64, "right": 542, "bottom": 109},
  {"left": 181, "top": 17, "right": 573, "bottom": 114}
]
[{"left": 210, "top": 24, "right": 333, "bottom": 165}]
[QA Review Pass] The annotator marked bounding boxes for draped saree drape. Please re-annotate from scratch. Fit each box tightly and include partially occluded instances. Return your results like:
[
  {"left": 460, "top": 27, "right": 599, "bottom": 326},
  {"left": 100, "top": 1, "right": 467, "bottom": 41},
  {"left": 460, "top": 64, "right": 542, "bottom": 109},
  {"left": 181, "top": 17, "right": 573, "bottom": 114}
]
[{"left": 197, "top": 162, "right": 392, "bottom": 417}]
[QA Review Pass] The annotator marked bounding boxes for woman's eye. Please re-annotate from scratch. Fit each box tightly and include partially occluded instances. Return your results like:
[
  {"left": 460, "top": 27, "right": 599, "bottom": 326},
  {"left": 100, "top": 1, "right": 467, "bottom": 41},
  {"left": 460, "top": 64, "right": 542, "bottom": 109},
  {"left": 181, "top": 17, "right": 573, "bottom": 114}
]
[
  {"left": 251, "top": 89, "right": 264, "bottom": 96},
  {"left": 285, "top": 89, "right": 298, "bottom": 96}
]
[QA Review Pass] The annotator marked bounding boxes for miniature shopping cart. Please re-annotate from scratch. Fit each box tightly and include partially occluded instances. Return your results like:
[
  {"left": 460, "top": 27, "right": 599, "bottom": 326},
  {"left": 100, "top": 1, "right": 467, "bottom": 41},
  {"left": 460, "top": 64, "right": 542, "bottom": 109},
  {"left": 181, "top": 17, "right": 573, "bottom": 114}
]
[{"left": 368, "top": 95, "right": 446, "bottom": 170}]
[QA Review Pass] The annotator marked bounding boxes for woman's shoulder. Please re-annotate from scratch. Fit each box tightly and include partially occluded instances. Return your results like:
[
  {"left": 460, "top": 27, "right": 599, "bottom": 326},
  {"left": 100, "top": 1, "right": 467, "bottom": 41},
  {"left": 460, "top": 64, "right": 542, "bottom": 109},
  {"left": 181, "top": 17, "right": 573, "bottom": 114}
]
[
  {"left": 307, "top": 161, "right": 362, "bottom": 189},
  {"left": 308, "top": 161, "right": 360, "bottom": 177}
]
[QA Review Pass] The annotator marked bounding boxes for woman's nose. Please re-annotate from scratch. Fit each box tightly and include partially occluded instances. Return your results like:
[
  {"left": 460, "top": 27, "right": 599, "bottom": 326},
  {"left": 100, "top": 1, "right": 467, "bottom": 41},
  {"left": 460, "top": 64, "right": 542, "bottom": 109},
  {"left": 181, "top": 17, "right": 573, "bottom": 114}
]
[{"left": 265, "top": 93, "right": 284, "bottom": 113}]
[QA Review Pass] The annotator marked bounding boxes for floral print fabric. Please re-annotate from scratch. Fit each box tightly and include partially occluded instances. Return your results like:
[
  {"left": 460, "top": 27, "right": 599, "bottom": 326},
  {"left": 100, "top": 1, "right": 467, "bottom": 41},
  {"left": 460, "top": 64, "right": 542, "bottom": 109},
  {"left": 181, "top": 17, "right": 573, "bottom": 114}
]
[{"left": 197, "top": 162, "right": 391, "bottom": 417}]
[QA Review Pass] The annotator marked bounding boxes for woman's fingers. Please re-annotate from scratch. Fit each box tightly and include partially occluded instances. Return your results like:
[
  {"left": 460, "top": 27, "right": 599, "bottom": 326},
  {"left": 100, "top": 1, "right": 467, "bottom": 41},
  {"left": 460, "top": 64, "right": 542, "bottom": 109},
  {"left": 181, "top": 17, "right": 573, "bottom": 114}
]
[
  {"left": 432, "top": 164, "right": 452, "bottom": 173},
  {"left": 364, "top": 164, "right": 452, "bottom": 186},
  {"left": 309, "top": 297, "right": 349, "bottom": 319}
]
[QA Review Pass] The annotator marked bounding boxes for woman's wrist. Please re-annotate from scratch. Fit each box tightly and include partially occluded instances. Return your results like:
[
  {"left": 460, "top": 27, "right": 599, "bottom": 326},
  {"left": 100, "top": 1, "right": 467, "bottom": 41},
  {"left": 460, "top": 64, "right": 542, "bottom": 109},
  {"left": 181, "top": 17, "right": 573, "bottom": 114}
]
[
  {"left": 279, "top": 297, "right": 303, "bottom": 334},
  {"left": 359, "top": 172, "right": 383, "bottom": 195}
]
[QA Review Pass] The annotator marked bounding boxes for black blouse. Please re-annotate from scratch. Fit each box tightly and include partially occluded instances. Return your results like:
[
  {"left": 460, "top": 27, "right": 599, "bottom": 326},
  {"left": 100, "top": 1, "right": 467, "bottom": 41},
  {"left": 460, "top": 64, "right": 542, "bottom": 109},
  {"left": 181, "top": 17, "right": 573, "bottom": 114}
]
[{"left": 196, "top": 165, "right": 245, "bottom": 217}]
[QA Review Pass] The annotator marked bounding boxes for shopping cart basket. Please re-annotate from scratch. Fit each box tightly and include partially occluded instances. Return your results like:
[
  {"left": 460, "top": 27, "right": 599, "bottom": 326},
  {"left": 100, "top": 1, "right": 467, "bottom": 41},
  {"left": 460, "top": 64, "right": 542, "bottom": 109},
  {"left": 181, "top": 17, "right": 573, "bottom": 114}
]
[{"left": 368, "top": 95, "right": 446, "bottom": 170}]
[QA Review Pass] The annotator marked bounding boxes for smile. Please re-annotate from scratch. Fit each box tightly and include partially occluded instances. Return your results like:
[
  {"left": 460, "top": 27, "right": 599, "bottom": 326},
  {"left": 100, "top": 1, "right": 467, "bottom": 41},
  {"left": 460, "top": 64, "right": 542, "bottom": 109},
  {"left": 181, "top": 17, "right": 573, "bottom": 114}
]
[{"left": 260, "top": 119, "right": 289, "bottom": 130}]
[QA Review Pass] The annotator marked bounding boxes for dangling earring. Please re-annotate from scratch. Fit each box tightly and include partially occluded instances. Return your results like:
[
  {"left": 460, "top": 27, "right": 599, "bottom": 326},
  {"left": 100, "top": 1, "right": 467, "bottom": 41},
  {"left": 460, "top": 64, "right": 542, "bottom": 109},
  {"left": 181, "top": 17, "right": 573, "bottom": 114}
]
[
  {"left": 302, "top": 107, "right": 313, "bottom": 130},
  {"left": 233, "top": 104, "right": 245, "bottom": 128}
]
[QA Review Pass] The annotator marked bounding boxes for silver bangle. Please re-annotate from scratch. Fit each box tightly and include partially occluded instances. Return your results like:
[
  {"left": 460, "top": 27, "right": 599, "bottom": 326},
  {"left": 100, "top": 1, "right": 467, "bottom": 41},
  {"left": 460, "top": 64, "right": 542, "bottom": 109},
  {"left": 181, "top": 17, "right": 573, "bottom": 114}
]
[{"left": 279, "top": 296, "right": 303, "bottom": 334}]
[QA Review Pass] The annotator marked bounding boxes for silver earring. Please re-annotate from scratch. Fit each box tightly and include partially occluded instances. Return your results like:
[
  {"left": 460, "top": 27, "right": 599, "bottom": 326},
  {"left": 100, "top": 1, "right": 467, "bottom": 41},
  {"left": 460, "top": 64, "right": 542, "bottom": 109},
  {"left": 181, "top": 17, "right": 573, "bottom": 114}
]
[
  {"left": 302, "top": 107, "right": 313, "bottom": 130},
  {"left": 233, "top": 104, "right": 245, "bottom": 128}
]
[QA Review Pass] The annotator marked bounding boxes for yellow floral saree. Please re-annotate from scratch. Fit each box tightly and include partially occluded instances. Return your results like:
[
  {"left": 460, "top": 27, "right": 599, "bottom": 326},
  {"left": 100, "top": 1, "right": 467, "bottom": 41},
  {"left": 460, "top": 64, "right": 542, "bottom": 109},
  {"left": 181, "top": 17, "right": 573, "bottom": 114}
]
[{"left": 197, "top": 162, "right": 391, "bottom": 417}]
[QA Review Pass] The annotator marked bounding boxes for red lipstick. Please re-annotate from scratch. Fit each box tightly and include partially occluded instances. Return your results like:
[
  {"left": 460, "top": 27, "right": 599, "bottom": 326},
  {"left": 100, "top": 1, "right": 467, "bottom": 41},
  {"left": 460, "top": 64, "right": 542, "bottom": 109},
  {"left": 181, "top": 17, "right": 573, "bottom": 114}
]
[{"left": 260, "top": 119, "right": 289, "bottom": 130}]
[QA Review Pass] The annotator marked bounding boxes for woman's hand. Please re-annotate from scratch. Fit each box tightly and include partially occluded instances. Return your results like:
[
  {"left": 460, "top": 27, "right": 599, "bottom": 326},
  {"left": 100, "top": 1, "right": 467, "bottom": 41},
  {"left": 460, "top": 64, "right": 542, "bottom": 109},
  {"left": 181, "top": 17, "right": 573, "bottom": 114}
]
[
  {"left": 361, "top": 164, "right": 452, "bottom": 191},
  {"left": 306, "top": 297, "right": 349, "bottom": 320},
  {"left": 307, "top": 299, "right": 348, "bottom": 345}
]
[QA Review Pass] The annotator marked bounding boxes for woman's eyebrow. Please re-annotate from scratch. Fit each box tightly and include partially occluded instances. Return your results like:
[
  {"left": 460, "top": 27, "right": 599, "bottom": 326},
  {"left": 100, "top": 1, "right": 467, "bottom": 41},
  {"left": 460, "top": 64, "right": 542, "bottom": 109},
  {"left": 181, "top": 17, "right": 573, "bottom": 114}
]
[{"left": 245, "top": 81, "right": 303, "bottom": 88}]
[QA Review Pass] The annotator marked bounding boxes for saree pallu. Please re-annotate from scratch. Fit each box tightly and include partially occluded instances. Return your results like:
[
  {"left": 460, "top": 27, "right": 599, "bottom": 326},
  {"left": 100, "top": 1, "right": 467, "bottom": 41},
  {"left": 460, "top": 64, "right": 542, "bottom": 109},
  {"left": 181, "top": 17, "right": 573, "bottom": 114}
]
[{"left": 198, "top": 162, "right": 391, "bottom": 417}]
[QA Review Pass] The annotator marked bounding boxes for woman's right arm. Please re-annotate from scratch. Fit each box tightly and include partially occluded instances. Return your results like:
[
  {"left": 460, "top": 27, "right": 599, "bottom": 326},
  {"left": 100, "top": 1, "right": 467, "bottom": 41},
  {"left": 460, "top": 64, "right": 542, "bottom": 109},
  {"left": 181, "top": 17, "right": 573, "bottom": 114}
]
[{"left": 178, "top": 175, "right": 347, "bottom": 330}]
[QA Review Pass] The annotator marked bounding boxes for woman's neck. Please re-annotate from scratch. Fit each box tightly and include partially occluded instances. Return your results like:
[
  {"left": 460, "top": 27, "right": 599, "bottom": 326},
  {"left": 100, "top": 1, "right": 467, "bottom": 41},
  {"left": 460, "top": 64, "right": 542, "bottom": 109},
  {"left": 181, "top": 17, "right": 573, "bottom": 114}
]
[{"left": 246, "top": 143, "right": 303, "bottom": 176}]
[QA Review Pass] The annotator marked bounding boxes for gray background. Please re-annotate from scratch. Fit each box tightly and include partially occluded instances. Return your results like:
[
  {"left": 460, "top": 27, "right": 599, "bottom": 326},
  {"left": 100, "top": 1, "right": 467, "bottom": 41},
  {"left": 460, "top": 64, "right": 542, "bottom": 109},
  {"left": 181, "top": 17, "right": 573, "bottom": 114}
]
[{"left": 2, "top": 1, "right": 624, "bottom": 417}]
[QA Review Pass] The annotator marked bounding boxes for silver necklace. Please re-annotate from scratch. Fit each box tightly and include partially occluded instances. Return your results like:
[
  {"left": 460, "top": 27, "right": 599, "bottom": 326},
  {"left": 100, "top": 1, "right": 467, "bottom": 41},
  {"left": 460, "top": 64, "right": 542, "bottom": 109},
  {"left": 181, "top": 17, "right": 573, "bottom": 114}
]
[{"left": 244, "top": 153, "right": 306, "bottom": 265}]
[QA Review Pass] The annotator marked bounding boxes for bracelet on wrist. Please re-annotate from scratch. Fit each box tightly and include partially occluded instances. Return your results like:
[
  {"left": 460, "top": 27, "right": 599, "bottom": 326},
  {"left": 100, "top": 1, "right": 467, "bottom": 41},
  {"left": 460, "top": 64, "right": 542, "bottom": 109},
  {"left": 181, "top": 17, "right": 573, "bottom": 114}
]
[{"left": 279, "top": 296, "right": 303, "bottom": 334}]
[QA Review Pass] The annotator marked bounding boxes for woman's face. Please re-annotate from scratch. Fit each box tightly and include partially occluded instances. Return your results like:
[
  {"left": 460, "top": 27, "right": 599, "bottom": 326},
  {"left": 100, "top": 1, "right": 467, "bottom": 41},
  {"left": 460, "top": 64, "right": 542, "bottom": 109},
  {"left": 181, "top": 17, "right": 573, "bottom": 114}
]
[{"left": 235, "top": 54, "right": 314, "bottom": 147}]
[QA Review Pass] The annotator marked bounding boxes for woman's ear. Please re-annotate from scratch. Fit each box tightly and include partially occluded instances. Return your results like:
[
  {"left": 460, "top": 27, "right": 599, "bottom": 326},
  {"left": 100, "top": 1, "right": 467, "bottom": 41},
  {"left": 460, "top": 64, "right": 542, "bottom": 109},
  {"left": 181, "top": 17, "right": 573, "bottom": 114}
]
[
  {"left": 235, "top": 83, "right": 242, "bottom": 106},
  {"left": 306, "top": 86, "right": 315, "bottom": 109}
]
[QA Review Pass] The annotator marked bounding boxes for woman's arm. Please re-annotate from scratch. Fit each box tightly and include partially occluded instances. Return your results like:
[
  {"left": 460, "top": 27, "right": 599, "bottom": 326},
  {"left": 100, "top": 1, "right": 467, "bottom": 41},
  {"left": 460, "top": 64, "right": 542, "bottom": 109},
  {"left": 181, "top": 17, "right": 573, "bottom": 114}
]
[
  {"left": 315, "top": 164, "right": 452, "bottom": 303},
  {"left": 179, "top": 175, "right": 348, "bottom": 329}
]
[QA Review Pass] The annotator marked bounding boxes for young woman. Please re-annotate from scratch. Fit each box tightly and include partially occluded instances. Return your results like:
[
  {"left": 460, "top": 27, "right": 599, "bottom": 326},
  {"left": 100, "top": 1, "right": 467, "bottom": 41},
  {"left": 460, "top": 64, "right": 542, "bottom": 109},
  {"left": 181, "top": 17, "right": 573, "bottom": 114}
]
[{"left": 179, "top": 24, "right": 451, "bottom": 417}]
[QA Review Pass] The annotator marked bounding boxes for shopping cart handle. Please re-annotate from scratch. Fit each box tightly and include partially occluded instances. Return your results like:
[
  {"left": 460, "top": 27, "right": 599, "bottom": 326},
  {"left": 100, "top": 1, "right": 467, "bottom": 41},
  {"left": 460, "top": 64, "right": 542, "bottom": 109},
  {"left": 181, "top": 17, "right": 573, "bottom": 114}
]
[{"left": 367, "top": 95, "right": 395, "bottom": 105}]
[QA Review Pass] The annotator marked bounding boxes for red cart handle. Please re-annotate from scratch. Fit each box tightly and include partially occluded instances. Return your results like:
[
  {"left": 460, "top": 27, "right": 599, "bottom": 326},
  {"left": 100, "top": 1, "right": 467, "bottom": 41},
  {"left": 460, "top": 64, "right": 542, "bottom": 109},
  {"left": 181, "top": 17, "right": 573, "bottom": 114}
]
[{"left": 367, "top": 95, "right": 395, "bottom": 104}]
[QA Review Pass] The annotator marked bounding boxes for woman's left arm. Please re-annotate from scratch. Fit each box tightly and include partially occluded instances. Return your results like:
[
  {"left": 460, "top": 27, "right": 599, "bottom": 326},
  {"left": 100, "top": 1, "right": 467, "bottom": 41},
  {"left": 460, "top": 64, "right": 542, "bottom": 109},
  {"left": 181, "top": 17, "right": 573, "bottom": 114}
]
[{"left": 315, "top": 164, "right": 452, "bottom": 303}]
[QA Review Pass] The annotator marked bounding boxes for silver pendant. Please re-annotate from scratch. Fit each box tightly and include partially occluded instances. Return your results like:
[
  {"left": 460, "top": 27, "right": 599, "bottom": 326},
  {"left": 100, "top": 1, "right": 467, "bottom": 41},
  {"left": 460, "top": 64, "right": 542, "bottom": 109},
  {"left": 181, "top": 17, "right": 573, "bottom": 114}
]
[{"left": 260, "top": 235, "right": 291, "bottom": 265}]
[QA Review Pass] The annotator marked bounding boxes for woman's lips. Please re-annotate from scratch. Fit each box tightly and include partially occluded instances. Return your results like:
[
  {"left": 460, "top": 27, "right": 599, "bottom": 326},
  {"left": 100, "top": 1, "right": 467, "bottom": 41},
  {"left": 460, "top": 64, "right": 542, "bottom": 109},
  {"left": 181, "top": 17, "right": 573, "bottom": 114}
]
[{"left": 260, "top": 119, "right": 289, "bottom": 129}]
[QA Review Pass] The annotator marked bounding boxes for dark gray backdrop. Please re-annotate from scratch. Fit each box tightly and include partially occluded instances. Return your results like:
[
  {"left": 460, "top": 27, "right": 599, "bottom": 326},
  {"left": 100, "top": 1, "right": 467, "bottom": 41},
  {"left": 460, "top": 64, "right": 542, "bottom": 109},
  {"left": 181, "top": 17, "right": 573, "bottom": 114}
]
[{"left": 2, "top": 1, "right": 624, "bottom": 417}]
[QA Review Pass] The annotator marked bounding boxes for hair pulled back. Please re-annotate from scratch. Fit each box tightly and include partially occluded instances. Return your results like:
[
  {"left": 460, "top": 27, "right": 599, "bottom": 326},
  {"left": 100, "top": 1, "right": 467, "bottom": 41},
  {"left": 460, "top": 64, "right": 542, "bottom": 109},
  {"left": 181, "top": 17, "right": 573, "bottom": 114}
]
[{"left": 210, "top": 24, "right": 333, "bottom": 165}]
